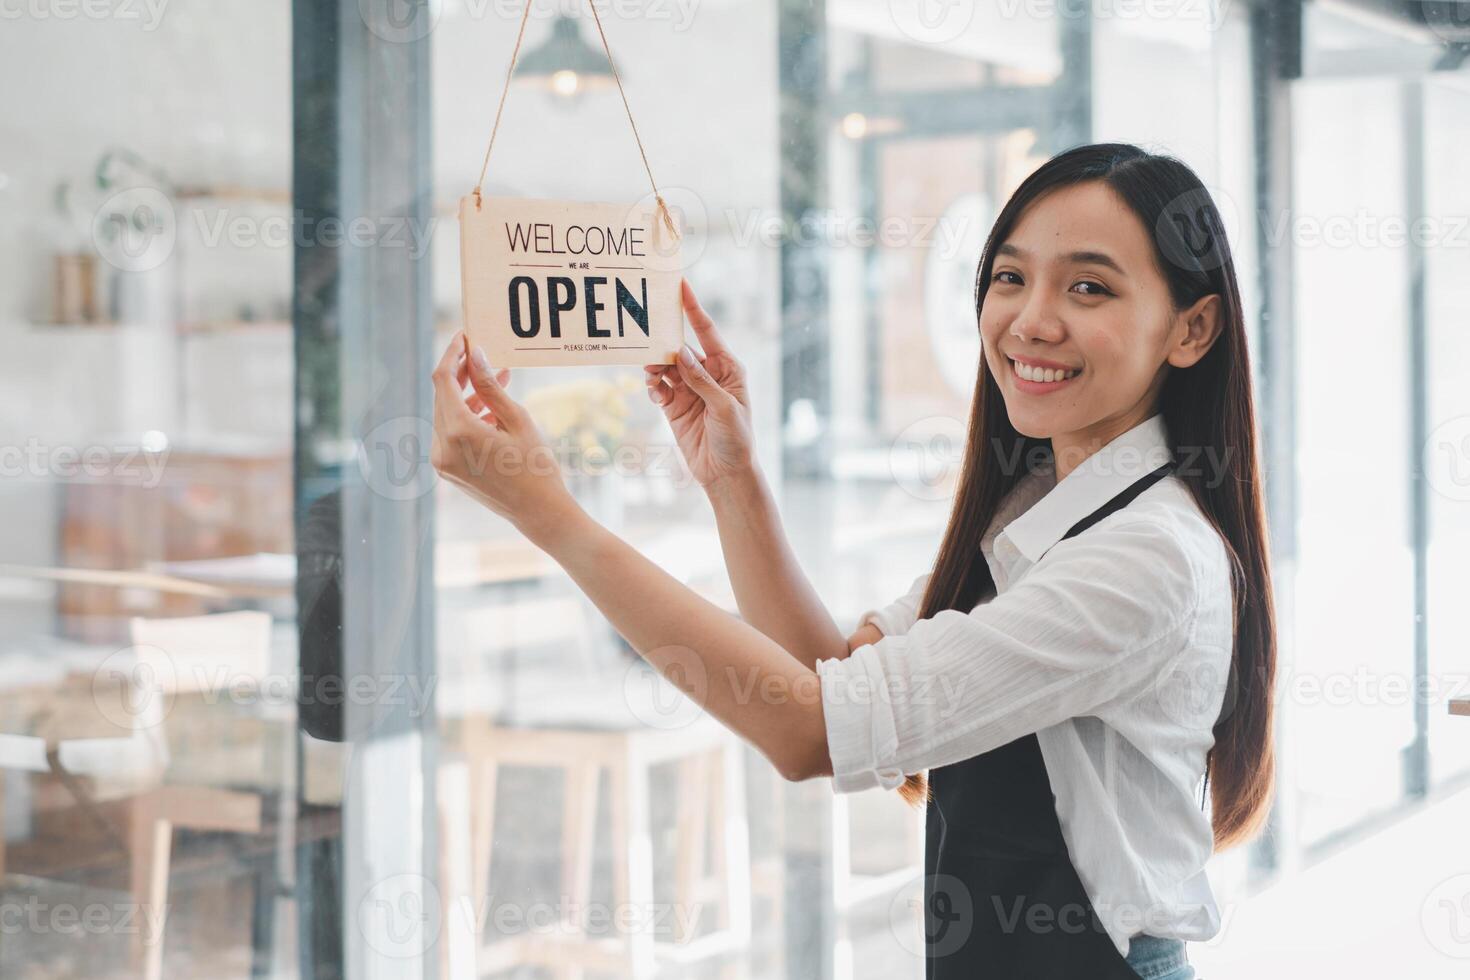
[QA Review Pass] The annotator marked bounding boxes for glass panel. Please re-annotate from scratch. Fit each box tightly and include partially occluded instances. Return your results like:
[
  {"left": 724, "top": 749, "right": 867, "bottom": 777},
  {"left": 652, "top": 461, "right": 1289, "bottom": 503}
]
[
  {"left": 1423, "top": 76, "right": 1470, "bottom": 785},
  {"left": 425, "top": 3, "right": 1253, "bottom": 978},
  {"left": 1289, "top": 75, "right": 1417, "bottom": 847},
  {"left": 0, "top": 6, "right": 298, "bottom": 979}
]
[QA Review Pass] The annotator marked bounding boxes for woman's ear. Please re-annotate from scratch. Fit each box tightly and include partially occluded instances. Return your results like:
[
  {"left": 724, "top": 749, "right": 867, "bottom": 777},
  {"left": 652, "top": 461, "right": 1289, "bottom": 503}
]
[{"left": 1166, "top": 293, "right": 1224, "bottom": 370}]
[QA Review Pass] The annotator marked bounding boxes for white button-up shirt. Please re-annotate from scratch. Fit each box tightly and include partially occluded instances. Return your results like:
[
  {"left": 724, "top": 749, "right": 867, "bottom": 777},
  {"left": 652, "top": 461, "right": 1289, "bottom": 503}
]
[{"left": 815, "top": 412, "right": 1233, "bottom": 956}]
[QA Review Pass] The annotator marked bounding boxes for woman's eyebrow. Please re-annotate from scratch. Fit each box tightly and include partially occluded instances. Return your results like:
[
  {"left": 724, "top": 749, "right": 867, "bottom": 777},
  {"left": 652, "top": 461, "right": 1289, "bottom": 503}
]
[{"left": 995, "top": 242, "right": 1127, "bottom": 276}]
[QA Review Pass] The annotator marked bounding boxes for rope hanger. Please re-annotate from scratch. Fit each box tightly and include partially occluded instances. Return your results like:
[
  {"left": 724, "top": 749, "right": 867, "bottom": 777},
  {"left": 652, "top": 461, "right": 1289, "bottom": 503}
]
[{"left": 470, "top": 0, "right": 681, "bottom": 242}]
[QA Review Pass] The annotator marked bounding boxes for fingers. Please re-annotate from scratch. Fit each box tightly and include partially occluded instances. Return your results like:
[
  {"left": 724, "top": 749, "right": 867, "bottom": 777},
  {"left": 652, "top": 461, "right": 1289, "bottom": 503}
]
[
  {"left": 679, "top": 279, "right": 732, "bottom": 358},
  {"left": 432, "top": 333, "right": 483, "bottom": 431},
  {"left": 644, "top": 362, "right": 684, "bottom": 403},
  {"left": 673, "top": 344, "right": 729, "bottom": 408},
  {"left": 463, "top": 343, "right": 525, "bottom": 430},
  {"left": 460, "top": 360, "right": 510, "bottom": 417},
  {"left": 645, "top": 370, "right": 669, "bottom": 406}
]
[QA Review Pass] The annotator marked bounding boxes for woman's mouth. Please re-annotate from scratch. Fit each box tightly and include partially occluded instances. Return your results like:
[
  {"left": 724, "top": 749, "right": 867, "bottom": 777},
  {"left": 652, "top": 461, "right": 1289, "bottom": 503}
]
[{"left": 1008, "top": 357, "right": 1082, "bottom": 393}]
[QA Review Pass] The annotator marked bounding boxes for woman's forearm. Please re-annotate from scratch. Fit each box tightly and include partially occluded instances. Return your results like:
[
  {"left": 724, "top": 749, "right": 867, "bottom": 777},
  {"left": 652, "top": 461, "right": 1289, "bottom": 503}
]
[
  {"left": 522, "top": 501, "right": 831, "bottom": 781},
  {"left": 704, "top": 468, "right": 849, "bottom": 671}
]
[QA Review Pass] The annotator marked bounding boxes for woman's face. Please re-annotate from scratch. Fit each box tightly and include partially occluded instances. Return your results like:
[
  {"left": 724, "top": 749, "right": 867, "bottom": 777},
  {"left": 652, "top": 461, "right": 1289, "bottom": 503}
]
[{"left": 978, "top": 180, "right": 1219, "bottom": 454}]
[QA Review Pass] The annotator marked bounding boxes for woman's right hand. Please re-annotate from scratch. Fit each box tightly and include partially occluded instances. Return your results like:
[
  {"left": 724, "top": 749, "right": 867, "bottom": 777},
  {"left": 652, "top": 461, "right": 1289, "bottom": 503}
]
[{"left": 644, "top": 279, "right": 756, "bottom": 491}]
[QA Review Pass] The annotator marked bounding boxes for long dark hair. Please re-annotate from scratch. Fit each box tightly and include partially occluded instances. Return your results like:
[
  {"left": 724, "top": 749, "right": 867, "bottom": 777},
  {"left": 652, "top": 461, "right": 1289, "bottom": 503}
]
[{"left": 895, "top": 143, "right": 1276, "bottom": 853}]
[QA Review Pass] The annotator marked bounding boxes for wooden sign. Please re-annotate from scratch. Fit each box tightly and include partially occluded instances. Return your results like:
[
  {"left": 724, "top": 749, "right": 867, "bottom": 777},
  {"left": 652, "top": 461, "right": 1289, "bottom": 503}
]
[{"left": 459, "top": 195, "right": 684, "bottom": 368}]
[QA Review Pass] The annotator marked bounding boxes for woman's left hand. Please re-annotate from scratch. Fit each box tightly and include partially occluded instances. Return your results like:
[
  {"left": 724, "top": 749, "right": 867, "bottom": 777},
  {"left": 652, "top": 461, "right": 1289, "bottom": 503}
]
[{"left": 430, "top": 332, "right": 580, "bottom": 539}]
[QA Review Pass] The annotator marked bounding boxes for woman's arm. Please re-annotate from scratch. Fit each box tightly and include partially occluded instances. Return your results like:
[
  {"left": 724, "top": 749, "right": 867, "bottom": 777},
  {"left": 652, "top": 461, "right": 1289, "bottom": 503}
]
[
  {"left": 526, "top": 500, "right": 831, "bottom": 782},
  {"left": 705, "top": 466, "right": 852, "bottom": 671},
  {"left": 645, "top": 283, "right": 853, "bottom": 669},
  {"left": 431, "top": 334, "right": 833, "bottom": 782},
  {"left": 846, "top": 621, "right": 884, "bottom": 652}
]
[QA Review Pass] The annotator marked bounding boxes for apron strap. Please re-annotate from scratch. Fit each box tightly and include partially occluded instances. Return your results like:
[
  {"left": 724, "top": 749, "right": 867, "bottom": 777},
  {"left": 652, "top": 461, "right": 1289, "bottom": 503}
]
[{"left": 1053, "top": 457, "right": 1176, "bottom": 550}]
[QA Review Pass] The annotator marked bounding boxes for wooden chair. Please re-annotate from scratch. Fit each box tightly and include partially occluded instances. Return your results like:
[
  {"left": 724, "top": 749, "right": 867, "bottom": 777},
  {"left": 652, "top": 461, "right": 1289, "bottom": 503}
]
[
  {"left": 458, "top": 711, "right": 752, "bottom": 979},
  {"left": 122, "top": 610, "right": 277, "bottom": 980}
]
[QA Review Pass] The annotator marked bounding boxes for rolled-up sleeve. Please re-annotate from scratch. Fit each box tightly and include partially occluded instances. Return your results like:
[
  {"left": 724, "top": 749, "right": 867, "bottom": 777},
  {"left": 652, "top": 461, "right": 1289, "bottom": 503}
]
[
  {"left": 856, "top": 571, "right": 931, "bottom": 638},
  {"left": 817, "top": 519, "right": 1200, "bottom": 794}
]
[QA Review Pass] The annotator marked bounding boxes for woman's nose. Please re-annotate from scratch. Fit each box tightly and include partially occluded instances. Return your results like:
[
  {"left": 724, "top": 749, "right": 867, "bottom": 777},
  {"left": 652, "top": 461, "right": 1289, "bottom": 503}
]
[{"left": 1008, "top": 296, "right": 1066, "bottom": 345}]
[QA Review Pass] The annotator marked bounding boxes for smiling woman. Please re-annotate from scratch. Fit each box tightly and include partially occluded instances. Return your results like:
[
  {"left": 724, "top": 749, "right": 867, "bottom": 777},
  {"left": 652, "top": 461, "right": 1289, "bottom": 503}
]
[
  {"left": 433, "top": 141, "right": 1273, "bottom": 980},
  {"left": 980, "top": 180, "right": 1225, "bottom": 476}
]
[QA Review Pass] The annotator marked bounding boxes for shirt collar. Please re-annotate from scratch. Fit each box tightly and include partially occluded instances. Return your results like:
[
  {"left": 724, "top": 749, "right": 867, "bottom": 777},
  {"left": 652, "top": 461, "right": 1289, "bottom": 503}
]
[{"left": 999, "top": 413, "right": 1173, "bottom": 564}]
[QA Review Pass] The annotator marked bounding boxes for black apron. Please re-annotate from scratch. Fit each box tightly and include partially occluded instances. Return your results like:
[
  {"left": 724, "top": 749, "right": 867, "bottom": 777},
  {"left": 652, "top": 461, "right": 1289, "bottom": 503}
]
[{"left": 923, "top": 460, "right": 1174, "bottom": 979}]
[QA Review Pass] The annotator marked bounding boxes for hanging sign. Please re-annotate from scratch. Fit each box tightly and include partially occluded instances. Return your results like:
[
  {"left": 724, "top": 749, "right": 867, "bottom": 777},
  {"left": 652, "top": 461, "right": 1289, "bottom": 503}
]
[
  {"left": 459, "top": 195, "right": 683, "bottom": 367},
  {"left": 457, "top": 1, "right": 685, "bottom": 368}
]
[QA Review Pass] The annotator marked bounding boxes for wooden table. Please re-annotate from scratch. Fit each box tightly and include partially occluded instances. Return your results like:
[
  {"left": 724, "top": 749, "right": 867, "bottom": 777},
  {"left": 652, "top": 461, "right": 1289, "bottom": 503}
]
[{"left": 1451, "top": 698, "right": 1470, "bottom": 717}]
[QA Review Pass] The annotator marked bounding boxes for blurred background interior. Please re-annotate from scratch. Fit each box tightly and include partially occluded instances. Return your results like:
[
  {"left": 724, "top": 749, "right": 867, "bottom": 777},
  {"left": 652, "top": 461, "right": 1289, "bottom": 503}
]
[{"left": 1, "top": 0, "right": 1469, "bottom": 977}]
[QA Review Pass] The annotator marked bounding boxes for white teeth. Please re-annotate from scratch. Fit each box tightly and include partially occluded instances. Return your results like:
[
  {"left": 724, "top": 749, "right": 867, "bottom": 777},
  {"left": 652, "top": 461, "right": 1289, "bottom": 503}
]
[{"left": 1012, "top": 359, "right": 1079, "bottom": 383}]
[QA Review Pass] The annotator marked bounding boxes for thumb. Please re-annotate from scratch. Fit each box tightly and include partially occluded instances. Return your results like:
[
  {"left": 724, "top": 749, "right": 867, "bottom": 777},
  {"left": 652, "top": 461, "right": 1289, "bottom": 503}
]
[
  {"left": 466, "top": 345, "right": 525, "bottom": 428},
  {"left": 675, "top": 344, "right": 728, "bottom": 404}
]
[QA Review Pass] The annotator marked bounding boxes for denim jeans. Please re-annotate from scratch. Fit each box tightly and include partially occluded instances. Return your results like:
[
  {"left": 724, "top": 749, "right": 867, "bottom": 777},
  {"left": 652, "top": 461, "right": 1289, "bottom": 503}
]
[{"left": 1123, "top": 933, "right": 1195, "bottom": 980}]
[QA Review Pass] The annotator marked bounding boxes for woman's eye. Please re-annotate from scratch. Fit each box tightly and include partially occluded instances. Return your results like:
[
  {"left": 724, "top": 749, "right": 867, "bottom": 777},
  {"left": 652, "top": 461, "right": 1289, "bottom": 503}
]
[
  {"left": 992, "top": 271, "right": 1021, "bottom": 286},
  {"left": 1072, "top": 280, "right": 1111, "bottom": 296}
]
